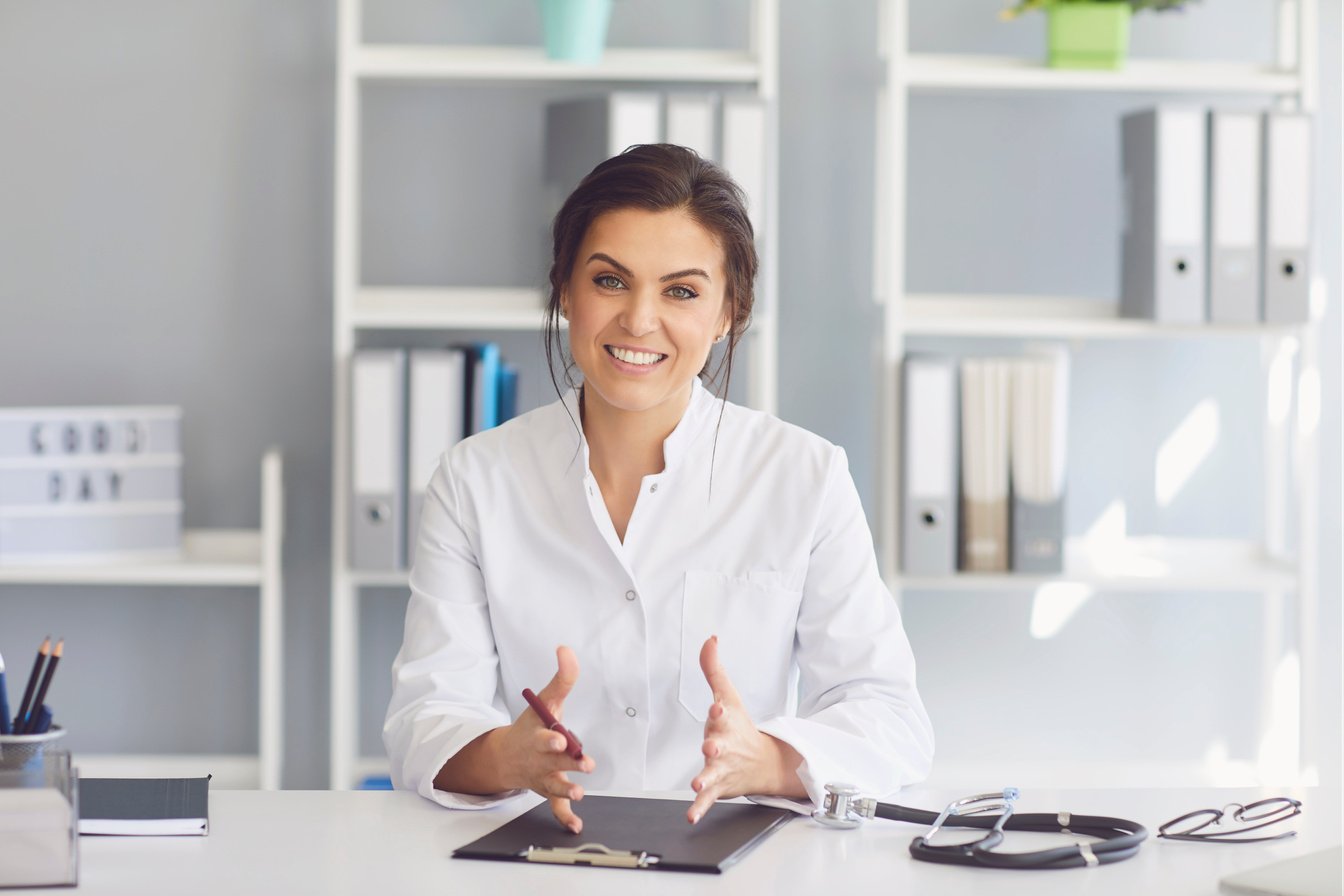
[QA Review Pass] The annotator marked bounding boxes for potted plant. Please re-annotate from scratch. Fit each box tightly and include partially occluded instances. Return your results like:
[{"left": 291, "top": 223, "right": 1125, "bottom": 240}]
[{"left": 1001, "top": 0, "right": 1198, "bottom": 70}]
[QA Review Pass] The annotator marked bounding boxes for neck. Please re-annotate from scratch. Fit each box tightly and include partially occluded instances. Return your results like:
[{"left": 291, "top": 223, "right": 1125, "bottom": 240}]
[{"left": 581, "top": 381, "right": 693, "bottom": 481}]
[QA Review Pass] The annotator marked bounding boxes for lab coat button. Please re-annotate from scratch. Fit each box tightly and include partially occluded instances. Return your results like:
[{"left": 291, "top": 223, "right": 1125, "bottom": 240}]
[
  {"left": 649, "top": 483, "right": 658, "bottom": 494},
  {"left": 625, "top": 706, "right": 637, "bottom": 718},
  {"left": 625, "top": 590, "right": 637, "bottom": 601}
]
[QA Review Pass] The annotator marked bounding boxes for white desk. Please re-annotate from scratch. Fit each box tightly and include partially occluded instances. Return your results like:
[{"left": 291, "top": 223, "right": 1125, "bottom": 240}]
[{"left": 23, "top": 786, "right": 1342, "bottom": 895}]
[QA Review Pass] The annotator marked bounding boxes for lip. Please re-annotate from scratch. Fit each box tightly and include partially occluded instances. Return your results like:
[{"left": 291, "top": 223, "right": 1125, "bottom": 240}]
[{"left": 604, "top": 344, "right": 668, "bottom": 375}]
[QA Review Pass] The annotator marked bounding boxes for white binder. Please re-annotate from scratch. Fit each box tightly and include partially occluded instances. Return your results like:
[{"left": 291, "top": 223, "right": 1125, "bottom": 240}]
[
  {"left": 406, "top": 349, "right": 466, "bottom": 565},
  {"left": 1261, "top": 111, "right": 1313, "bottom": 323},
  {"left": 900, "top": 356, "right": 958, "bottom": 576},
  {"left": 350, "top": 349, "right": 407, "bottom": 570},
  {"left": 665, "top": 92, "right": 718, "bottom": 161},
  {"left": 544, "top": 92, "right": 664, "bottom": 205},
  {"left": 1207, "top": 110, "right": 1263, "bottom": 324},
  {"left": 720, "top": 94, "right": 767, "bottom": 239},
  {"left": 1010, "top": 349, "right": 1070, "bottom": 573},
  {"left": 960, "top": 358, "right": 1012, "bottom": 572},
  {"left": 1120, "top": 107, "right": 1207, "bottom": 323}
]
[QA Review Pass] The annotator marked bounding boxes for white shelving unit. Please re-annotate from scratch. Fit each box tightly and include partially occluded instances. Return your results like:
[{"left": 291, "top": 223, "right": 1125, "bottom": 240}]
[
  {"left": 0, "top": 449, "right": 285, "bottom": 789},
  {"left": 330, "top": 1, "right": 780, "bottom": 789},
  {"left": 875, "top": 0, "right": 1322, "bottom": 783}
]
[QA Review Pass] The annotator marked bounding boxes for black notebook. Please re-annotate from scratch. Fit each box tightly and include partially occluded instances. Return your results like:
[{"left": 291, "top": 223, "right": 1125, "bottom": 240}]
[
  {"left": 453, "top": 795, "right": 793, "bottom": 874},
  {"left": 78, "top": 776, "right": 211, "bottom": 836}
]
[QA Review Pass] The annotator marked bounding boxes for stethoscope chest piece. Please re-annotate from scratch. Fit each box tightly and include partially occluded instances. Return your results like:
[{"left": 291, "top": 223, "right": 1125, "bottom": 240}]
[{"left": 812, "top": 782, "right": 877, "bottom": 829}]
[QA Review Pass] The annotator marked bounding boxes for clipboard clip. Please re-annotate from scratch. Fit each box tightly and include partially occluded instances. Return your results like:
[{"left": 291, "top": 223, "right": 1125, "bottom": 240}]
[{"left": 523, "top": 843, "right": 661, "bottom": 869}]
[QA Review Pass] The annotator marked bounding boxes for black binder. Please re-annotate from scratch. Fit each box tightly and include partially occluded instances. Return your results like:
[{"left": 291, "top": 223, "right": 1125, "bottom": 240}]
[{"left": 453, "top": 795, "right": 794, "bottom": 874}]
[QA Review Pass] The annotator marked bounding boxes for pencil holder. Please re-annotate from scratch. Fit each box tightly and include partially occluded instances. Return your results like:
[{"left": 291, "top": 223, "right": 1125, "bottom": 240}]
[{"left": 0, "top": 726, "right": 67, "bottom": 772}]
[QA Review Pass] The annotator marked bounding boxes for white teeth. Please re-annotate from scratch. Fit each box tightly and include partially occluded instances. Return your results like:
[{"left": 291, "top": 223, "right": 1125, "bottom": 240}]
[{"left": 609, "top": 346, "right": 664, "bottom": 366}]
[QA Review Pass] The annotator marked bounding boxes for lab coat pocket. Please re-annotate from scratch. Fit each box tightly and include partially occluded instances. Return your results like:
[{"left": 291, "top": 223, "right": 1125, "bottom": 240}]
[{"left": 679, "top": 570, "right": 802, "bottom": 723}]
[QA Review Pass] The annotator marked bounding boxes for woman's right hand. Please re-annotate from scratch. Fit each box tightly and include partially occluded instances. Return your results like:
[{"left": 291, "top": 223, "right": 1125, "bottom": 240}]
[{"left": 499, "top": 645, "right": 595, "bottom": 832}]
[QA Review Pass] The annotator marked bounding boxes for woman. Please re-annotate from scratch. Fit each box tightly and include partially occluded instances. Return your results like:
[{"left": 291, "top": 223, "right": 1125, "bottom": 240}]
[{"left": 384, "top": 144, "right": 932, "bottom": 832}]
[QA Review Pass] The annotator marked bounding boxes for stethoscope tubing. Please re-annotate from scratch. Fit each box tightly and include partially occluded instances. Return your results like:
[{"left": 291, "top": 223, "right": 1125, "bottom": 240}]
[{"left": 873, "top": 803, "right": 1149, "bottom": 869}]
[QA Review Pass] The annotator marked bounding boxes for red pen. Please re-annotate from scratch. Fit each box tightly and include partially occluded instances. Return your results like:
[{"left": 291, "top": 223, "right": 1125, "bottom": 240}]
[{"left": 521, "top": 688, "right": 584, "bottom": 761}]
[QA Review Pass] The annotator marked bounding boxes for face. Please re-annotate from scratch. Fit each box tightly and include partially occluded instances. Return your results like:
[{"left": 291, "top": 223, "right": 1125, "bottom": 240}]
[{"left": 562, "top": 206, "right": 730, "bottom": 424}]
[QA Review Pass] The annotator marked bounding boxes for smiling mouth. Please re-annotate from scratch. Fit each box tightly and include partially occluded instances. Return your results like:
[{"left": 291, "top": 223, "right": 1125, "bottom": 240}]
[{"left": 605, "top": 345, "right": 668, "bottom": 366}]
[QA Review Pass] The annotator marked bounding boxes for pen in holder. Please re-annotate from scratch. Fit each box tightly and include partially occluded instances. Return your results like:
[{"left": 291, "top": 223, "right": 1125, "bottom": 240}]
[{"left": 0, "top": 725, "right": 68, "bottom": 774}]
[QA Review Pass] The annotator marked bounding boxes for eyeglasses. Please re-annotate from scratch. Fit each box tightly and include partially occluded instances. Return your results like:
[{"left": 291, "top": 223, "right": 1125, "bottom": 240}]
[{"left": 1157, "top": 797, "right": 1302, "bottom": 843}]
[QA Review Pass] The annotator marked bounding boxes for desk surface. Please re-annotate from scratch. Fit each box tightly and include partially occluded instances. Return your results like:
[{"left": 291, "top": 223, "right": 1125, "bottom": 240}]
[{"left": 29, "top": 786, "right": 1344, "bottom": 895}]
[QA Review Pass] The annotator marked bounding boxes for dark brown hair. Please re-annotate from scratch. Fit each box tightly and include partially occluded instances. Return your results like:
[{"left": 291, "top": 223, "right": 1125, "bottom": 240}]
[{"left": 543, "top": 143, "right": 757, "bottom": 401}]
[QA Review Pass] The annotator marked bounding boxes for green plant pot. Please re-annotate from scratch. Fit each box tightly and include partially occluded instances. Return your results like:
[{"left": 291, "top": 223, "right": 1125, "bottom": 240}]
[
  {"left": 538, "top": 0, "right": 614, "bottom": 64},
  {"left": 1047, "top": 3, "right": 1132, "bottom": 70}
]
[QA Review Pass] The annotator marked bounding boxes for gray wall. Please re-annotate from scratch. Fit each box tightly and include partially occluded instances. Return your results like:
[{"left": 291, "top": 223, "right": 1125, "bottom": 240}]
[{"left": 0, "top": 1, "right": 1337, "bottom": 790}]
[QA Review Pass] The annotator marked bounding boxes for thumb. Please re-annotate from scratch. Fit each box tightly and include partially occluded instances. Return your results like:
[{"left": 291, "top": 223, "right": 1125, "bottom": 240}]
[
  {"left": 699, "top": 635, "right": 741, "bottom": 706},
  {"left": 536, "top": 645, "right": 580, "bottom": 712}
]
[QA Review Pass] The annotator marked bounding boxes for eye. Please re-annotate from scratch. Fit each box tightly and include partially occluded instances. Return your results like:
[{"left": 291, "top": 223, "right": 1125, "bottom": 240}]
[
  {"left": 594, "top": 274, "right": 625, "bottom": 290},
  {"left": 666, "top": 284, "right": 699, "bottom": 300}
]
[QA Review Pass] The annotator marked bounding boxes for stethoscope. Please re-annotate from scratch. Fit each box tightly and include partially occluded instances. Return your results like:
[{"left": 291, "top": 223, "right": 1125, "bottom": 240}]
[{"left": 812, "top": 782, "right": 1148, "bottom": 869}]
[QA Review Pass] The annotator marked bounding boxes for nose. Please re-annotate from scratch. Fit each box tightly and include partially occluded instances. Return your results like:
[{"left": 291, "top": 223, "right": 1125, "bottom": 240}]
[{"left": 618, "top": 287, "right": 660, "bottom": 338}]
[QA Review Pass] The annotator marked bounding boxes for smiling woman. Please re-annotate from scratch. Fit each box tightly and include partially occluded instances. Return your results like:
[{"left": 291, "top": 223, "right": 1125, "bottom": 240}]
[{"left": 384, "top": 144, "right": 934, "bottom": 835}]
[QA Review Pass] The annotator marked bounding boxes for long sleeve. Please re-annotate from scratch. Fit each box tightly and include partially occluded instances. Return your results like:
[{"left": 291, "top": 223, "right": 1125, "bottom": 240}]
[
  {"left": 755, "top": 447, "right": 934, "bottom": 806},
  {"left": 382, "top": 452, "right": 524, "bottom": 809}
]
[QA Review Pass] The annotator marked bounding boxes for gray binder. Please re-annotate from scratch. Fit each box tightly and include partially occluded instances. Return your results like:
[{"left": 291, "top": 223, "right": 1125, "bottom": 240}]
[
  {"left": 350, "top": 349, "right": 407, "bottom": 570},
  {"left": 1012, "top": 497, "right": 1065, "bottom": 573},
  {"left": 1207, "top": 110, "right": 1263, "bottom": 324},
  {"left": 900, "top": 355, "right": 958, "bottom": 576},
  {"left": 1261, "top": 111, "right": 1312, "bottom": 324},
  {"left": 1009, "top": 350, "right": 1069, "bottom": 574},
  {"left": 406, "top": 348, "right": 466, "bottom": 566},
  {"left": 1120, "top": 107, "right": 1207, "bottom": 323}
]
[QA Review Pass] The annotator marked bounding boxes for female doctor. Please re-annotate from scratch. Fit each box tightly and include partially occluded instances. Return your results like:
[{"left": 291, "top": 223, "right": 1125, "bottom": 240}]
[{"left": 384, "top": 144, "right": 933, "bottom": 833}]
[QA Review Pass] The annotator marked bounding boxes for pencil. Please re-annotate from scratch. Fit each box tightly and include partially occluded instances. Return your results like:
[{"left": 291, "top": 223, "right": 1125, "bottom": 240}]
[
  {"left": 13, "top": 636, "right": 50, "bottom": 735},
  {"left": 0, "top": 650, "right": 11, "bottom": 735},
  {"left": 23, "top": 638, "right": 62, "bottom": 734}
]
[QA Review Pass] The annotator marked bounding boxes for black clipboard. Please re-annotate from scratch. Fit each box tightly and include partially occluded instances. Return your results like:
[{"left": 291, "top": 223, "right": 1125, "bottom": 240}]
[{"left": 452, "top": 795, "right": 794, "bottom": 874}]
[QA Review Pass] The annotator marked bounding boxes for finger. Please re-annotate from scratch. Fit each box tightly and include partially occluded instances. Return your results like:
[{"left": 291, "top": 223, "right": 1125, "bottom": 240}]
[
  {"left": 550, "top": 796, "right": 582, "bottom": 834},
  {"left": 532, "top": 730, "right": 595, "bottom": 773},
  {"left": 698, "top": 636, "right": 741, "bottom": 706},
  {"left": 687, "top": 782, "right": 721, "bottom": 825},
  {"left": 540, "top": 770, "right": 582, "bottom": 801},
  {"left": 536, "top": 645, "right": 580, "bottom": 711}
]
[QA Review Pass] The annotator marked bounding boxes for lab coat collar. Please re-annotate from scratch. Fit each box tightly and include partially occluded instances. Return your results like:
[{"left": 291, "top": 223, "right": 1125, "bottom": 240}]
[{"left": 559, "top": 377, "right": 719, "bottom": 478}]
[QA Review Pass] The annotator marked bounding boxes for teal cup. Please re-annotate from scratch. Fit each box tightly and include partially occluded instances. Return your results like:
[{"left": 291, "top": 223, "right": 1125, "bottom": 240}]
[{"left": 538, "top": 0, "right": 614, "bottom": 63}]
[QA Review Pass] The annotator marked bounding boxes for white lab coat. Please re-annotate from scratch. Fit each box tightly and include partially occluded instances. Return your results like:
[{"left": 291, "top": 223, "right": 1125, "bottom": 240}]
[{"left": 384, "top": 378, "right": 933, "bottom": 810}]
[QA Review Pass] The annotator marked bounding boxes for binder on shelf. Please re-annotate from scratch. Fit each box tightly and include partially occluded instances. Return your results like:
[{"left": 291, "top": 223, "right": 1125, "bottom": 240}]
[
  {"left": 1120, "top": 107, "right": 1207, "bottom": 324},
  {"left": 900, "top": 355, "right": 958, "bottom": 576},
  {"left": 664, "top": 92, "right": 718, "bottom": 161},
  {"left": 468, "top": 343, "right": 502, "bottom": 436},
  {"left": 1010, "top": 349, "right": 1070, "bottom": 574},
  {"left": 1206, "top": 109, "right": 1263, "bottom": 324},
  {"left": 719, "top": 94, "right": 767, "bottom": 239},
  {"left": 350, "top": 349, "right": 407, "bottom": 571},
  {"left": 1261, "top": 110, "right": 1313, "bottom": 324},
  {"left": 959, "top": 358, "right": 1011, "bottom": 573},
  {"left": 497, "top": 363, "right": 519, "bottom": 425},
  {"left": 544, "top": 92, "right": 664, "bottom": 207},
  {"left": 406, "top": 349, "right": 467, "bottom": 565}
]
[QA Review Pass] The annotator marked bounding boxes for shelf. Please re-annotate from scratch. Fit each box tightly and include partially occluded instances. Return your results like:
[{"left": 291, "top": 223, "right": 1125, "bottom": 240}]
[
  {"left": 894, "top": 538, "right": 1298, "bottom": 593},
  {"left": 0, "top": 530, "right": 265, "bottom": 586},
  {"left": 900, "top": 54, "right": 1302, "bottom": 95},
  {"left": 353, "top": 45, "right": 763, "bottom": 84},
  {"left": 896, "top": 295, "right": 1303, "bottom": 340},
  {"left": 352, "top": 287, "right": 550, "bottom": 331}
]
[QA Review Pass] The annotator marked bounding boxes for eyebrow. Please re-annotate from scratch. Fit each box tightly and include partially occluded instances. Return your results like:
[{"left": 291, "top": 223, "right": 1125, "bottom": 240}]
[{"left": 586, "top": 253, "right": 711, "bottom": 283}]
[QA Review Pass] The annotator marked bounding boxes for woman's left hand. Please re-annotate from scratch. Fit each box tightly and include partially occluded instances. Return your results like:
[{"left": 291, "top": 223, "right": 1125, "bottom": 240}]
[{"left": 687, "top": 635, "right": 804, "bottom": 824}]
